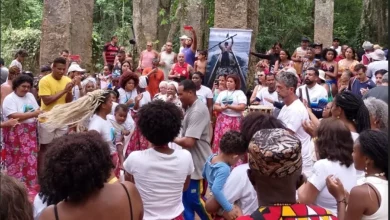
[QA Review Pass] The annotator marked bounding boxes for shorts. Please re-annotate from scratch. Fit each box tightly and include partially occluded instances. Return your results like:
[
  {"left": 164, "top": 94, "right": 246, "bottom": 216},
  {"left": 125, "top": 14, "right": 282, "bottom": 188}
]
[{"left": 38, "top": 122, "right": 68, "bottom": 145}]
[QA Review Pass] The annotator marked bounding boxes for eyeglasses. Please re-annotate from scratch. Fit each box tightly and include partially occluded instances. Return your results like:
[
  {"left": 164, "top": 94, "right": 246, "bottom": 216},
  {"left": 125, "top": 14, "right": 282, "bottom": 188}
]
[{"left": 147, "top": 45, "right": 152, "bottom": 47}]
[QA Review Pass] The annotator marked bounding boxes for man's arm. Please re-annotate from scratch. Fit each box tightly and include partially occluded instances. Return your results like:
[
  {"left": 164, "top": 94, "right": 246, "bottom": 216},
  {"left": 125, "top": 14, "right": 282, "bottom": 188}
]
[
  {"left": 173, "top": 137, "right": 196, "bottom": 149},
  {"left": 39, "top": 79, "right": 74, "bottom": 106}
]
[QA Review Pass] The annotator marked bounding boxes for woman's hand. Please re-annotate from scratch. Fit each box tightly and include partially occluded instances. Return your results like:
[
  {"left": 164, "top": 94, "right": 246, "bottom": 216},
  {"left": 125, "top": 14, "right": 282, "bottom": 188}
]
[
  {"left": 1, "top": 118, "right": 19, "bottom": 127},
  {"left": 221, "top": 105, "right": 228, "bottom": 111},
  {"left": 326, "top": 175, "right": 346, "bottom": 200},
  {"left": 264, "top": 97, "right": 274, "bottom": 104},
  {"left": 33, "top": 109, "right": 43, "bottom": 117},
  {"left": 135, "top": 94, "right": 143, "bottom": 103},
  {"left": 302, "top": 120, "right": 316, "bottom": 137}
]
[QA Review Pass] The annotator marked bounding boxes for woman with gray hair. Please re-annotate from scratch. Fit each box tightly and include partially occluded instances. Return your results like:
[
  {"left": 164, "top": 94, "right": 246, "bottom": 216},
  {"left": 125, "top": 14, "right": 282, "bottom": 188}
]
[{"left": 363, "top": 97, "right": 388, "bottom": 131}]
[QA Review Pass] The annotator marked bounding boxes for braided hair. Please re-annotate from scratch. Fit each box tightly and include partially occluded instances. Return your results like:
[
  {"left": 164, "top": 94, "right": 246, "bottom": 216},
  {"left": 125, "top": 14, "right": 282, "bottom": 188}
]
[
  {"left": 334, "top": 91, "right": 370, "bottom": 133},
  {"left": 358, "top": 130, "right": 388, "bottom": 178}
]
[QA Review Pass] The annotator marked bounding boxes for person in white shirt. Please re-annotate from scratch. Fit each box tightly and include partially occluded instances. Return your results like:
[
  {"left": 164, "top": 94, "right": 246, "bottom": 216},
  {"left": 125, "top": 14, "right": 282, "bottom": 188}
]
[
  {"left": 9, "top": 49, "right": 28, "bottom": 72},
  {"left": 296, "top": 67, "right": 328, "bottom": 118},
  {"left": 366, "top": 49, "right": 388, "bottom": 83},
  {"left": 159, "top": 41, "right": 177, "bottom": 80},
  {"left": 124, "top": 100, "right": 194, "bottom": 220},
  {"left": 67, "top": 62, "right": 85, "bottom": 101},
  {"left": 255, "top": 73, "right": 278, "bottom": 106},
  {"left": 298, "top": 118, "right": 358, "bottom": 215},
  {"left": 276, "top": 71, "right": 313, "bottom": 177},
  {"left": 330, "top": 37, "right": 341, "bottom": 55},
  {"left": 213, "top": 74, "right": 247, "bottom": 154},
  {"left": 192, "top": 71, "right": 213, "bottom": 118}
]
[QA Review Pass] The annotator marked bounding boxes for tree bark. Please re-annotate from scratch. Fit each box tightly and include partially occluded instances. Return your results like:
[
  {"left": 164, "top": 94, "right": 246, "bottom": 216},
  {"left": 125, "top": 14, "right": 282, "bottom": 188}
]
[
  {"left": 314, "top": 0, "right": 334, "bottom": 48},
  {"left": 40, "top": 0, "right": 94, "bottom": 70},
  {"left": 359, "top": 0, "right": 388, "bottom": 47}
]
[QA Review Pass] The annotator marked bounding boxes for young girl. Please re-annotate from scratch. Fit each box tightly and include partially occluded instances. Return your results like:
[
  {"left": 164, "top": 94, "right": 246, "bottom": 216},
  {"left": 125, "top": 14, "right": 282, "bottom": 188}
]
[{"left": 203, "top": 131, "right": 247, "bottom": 219}]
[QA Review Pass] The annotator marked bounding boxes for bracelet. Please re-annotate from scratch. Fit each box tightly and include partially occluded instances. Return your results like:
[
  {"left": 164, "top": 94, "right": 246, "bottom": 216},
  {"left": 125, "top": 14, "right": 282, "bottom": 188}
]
[{"left": 337, "top": 197, "right": 347, "bottom": 205}]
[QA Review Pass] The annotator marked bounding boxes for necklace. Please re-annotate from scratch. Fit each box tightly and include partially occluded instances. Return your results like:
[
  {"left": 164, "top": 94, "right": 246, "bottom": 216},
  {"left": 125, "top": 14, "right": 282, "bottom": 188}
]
[
  {"left": 366, "top": 172, "right": 385, "bottom": 177},
  {"left": 272, "top": 203, "right": 296, "bottom": 206}
]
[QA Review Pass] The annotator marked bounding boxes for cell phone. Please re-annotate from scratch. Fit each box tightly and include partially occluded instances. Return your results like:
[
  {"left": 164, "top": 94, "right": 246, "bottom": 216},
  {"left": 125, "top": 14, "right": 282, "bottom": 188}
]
[
  {"left": 183, "top": 25, "right": 192, "bottom": 30},
  {"left": 70, "top": 55, "right": 80, "bottom": 62}
]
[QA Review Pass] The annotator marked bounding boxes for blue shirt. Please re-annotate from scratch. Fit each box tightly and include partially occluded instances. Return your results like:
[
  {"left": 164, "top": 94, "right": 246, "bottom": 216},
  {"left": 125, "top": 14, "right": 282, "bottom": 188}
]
[
  {"left": 182, "top": 47, "right": 195, "bottom": 67},
  {"left": 350, "top": 78, "right": 376, "bottom": 98},
  {"left": 202, "top": 154, "right": 233, "bottom": 211}
]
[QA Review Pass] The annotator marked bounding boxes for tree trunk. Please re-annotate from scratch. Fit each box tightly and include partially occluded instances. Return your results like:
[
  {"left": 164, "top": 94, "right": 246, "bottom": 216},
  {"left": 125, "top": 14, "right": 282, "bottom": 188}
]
[
  {"left": 178, "top": 0, "right": 206, "bottom": 50},
  {"left": 40, "top": 0, "right": 94, "bottom": 70},
  {"left": 359, "top": 0, "right": 388, "bottom": 47},
  {"left": 314, "top": 0, "right": 334, "bottom": 48}
]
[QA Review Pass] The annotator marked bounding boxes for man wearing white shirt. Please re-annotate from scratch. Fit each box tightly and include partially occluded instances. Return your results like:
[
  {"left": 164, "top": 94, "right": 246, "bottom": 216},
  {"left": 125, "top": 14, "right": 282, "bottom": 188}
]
[
  {"left": 256, "top": 73, "right": 278, "bottom": 106},
  {"left": 276, "top": 71, "right": 313, "bottom": 177},
  {"left": 330, "top": 37, "right": 341, "bottom": 55},
  {"left": 296, "top": 67, "right": 328, "bottom": 118}
]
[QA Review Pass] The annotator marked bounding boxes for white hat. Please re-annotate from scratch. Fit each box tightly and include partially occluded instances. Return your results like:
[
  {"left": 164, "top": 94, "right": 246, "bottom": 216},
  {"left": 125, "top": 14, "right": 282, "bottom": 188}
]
[
  {"left": 369, "top": 49, "right": 387, "bottom": 61},
  {"left": 168, "top": 81, "right": 179, "bottom": 92},
  {"left": 138, "top": 75, "right": 148, "bottom": 88},
  {"left": 318, "top": 69, "right": 326, "bottom": 81},
  {"left": 179, "top": 35, "right": 189, "bottom": 40},
  {"left": 362, "top": 41, "right": 374, "bottom": 50},
  {"left": 67, "top": 63, "right": 85, "bottom": 73}
]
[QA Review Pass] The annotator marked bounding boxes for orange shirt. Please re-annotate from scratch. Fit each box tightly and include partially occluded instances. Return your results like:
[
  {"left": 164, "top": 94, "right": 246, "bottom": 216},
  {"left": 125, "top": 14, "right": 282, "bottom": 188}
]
[{"left": 142, "top": 67, "right": 164, "bottom": 97}]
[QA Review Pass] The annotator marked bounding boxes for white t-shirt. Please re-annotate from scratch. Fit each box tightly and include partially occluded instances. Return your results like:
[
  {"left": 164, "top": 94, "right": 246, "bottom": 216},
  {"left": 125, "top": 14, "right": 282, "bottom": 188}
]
[
  {"left": 10, "top": 59, "right": 22, "bottom": 72},
  {"left": 72, "top": 85, "right": 81, "bottom": 101},
  {"left": 110, "top": 103, "right": 135, "bottom": 131},
  {"left": 330, "top": 46, "right": 342, "bottom": 55},
  {"left": 256, "top": 87, "right": 278, "bottom": 106},
  {"left": 223, "top": 163, "right": 258, "bottom": 215},
  {"left": 296, "top": 84, "right": 328, "bottom": 108},
  {"left": 309, "top": 159, "right": 358, "bottom": 215},
  {"left": 88, "top": 114, "right": 116, "bottom": 154},
  {"left": 215, "top": 90, "right": 247, "bottom": 117},
  {"left": 123, "top": 148, "right": 194, "bottom": 220},
  {"left": 277, "top": 99, "right": 313, "bottom": 176},
  {"left": 2, "top": 92, "right": 39, "bottom": 123},
  {"left": 118, "top": 88, "right": 138, "bottom": 107},
  {"left": 196, "top": 85, "right": 213, "bottom": 104},
  {"left": 33, "top": 195, "right": 47, "bottom": 220}
]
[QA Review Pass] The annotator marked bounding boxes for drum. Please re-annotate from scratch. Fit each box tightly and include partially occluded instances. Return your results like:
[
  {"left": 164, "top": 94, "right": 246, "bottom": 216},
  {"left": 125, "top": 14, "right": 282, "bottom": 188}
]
[{"left": 248, "top": 105, "right": 273, "bottom": 115}]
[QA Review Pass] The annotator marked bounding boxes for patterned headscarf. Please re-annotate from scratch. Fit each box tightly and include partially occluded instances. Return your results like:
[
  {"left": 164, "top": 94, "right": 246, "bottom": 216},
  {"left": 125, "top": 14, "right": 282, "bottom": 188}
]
[{"left": 248, "top": 128, "right": 302, "bottom": 178}]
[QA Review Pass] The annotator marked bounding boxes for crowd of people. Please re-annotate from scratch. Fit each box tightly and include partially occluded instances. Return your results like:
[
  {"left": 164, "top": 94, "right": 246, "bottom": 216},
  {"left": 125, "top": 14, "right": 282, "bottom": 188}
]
[{"left": 0, "top": 27, "right": 388, "bottom": 220}]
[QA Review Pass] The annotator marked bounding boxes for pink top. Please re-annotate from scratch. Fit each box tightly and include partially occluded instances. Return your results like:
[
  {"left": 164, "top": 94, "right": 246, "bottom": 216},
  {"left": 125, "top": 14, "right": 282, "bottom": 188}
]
[{"left": 141, "top": 50, "right": 156, "bottom": 69}]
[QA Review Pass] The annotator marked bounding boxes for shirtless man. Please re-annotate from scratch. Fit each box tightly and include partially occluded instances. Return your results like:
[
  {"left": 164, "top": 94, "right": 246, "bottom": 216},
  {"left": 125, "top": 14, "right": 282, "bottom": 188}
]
[
  {"left": 1, "top": 66, "right": 20, "bottom": 105},
  {"left": 219, "top": 38, "right": 233, "bottom": 67},
  {"left": 194, "top": 50, "right": 207, "bottom": 82}
]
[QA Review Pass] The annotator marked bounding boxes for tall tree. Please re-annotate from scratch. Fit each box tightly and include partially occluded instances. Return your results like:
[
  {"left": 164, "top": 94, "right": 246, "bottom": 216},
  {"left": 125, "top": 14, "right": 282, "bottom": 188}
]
[{"left": 359, "top": 0, "right": 388, "bottom": 47}]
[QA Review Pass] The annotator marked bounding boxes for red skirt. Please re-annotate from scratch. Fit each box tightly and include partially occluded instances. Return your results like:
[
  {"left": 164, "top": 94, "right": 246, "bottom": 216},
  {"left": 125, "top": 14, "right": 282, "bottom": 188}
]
[
  {"left": 3, "top": 122, "right": 39, "bottom": 202},
  {"left": 125, "top": 112, "right": 149, "bottom": 157},
  {"left": 212, "top": 113, "right": 242, "bottom": 153}
]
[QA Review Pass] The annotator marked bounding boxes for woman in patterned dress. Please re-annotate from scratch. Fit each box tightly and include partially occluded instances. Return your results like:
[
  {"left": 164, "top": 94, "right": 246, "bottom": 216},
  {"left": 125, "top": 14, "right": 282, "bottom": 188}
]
[{"left": 2, "top": 75, "right": 42, "bottom": 201}]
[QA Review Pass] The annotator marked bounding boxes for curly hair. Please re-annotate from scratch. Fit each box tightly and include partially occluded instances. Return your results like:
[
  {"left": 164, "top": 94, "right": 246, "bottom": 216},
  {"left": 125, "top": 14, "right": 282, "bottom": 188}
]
[
  {"left": 12, "top": 74, "right": 33, "bottom": 90},
  {"left": 0, "top": 173, "right": 33, "bottom": 220},
  {"left": 334, "top": 91, "right": 371, "bottom": 133},
  {"left": 137, "top": 100, "right": 182, "bottom": 146},
  {"left": 358, "top": 130, "right": 388, "bottom": 178},
  {"left": 39, "top": 131, "right": 113, "bottom": 205},
  {"left": 240, "top": 112, "right": 286, "bottom": 146},
  {"left": 120, "top": 71, "right": 139, "bottom": 89},
  {"left": 316, "top": 118, "right": 354, "bottom": 167},
  {"left": 219, "top": 130, "right": 247, "bottom": 154},
  {"left": 322, "top": 48, "right": 338, "bottom": 61},
  {"left": 363, "top": 97, "right": 388, "bottom": 130}
]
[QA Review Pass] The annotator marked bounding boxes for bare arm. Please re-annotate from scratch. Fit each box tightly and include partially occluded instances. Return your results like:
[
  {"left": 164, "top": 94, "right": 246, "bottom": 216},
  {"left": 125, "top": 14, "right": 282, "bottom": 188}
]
[
  {"left": 226, "top": 103, "right": 246, "bottom": 112},
  {"left": 250, "top": 85, "right": 259, "bottom": 103},
  {"left": 41, "top": 90, "right": 69, "bottom": 106},
  {"left": 7, "top": 110, "right": 41, "bottom": 122},
  {"left": 138, "top": 51, "right": 143, "bottom": 68},
  {"left": 194, "top": 61, "right": 198, "bottom": 72},
  {"left": 206, "top": 98, "right": 213, "bottom": 119},
  {"left": 173, "top": 136, "right": 196, "bottom": 149},
  {"left": 188, "top": 65, "right": 194, "bottom": 75}
]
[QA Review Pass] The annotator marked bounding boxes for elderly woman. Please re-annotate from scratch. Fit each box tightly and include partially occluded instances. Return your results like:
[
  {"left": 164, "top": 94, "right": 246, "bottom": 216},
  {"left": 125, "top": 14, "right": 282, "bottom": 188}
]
[
  {"left": 363, "top": 97, "right": 388, "bottom": 131},
  {"left": 153, "top": 81, "right": 168, "bottom": 100},
  {"left": 2, "top": 74, "right": 42, "bottom": 200}
]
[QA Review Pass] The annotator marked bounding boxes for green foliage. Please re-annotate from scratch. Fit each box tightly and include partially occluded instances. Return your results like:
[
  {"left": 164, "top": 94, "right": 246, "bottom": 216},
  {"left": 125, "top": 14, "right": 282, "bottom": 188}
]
[
  {"left": 1, "top": 27, "right": 41, "bottom": 73},
  {"left": 0, "top": 0, "right": 43, "bottom": 29}
]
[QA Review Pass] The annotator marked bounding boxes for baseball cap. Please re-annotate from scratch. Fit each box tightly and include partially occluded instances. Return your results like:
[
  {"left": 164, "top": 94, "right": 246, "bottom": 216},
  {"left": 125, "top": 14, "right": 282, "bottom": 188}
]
[
  {"left": 40, "top": 65, "right": 52, "bottom": 73},
  {"left": 248, "top": 128, "right": 302, "bottom": 178},
  {"left": 179, "top": 35, "right": 189, "bottom": 40},
  {"left": 333, "top": 37, "right": 340, "bottom": 42},
  {"left": 301, "top": 37, "right": 310, "bottom": 42},
  {"left": 67, "top": 63, "right": 85, "bottom": 74}
]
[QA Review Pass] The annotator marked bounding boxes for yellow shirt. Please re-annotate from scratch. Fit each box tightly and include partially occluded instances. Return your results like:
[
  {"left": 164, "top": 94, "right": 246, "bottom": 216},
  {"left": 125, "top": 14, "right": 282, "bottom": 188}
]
[{"left": 38, "top": 73, "right": 72, "bottom": 111}]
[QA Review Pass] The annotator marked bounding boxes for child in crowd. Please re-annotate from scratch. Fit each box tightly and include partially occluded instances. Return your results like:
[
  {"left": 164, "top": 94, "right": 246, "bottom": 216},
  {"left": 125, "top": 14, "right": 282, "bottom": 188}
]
[
  {"left": 202, "top": 131, "right": 247, "bottom": 219},
  {"left": 107, "top": 104, "right": 134, "bottom": 177}
]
